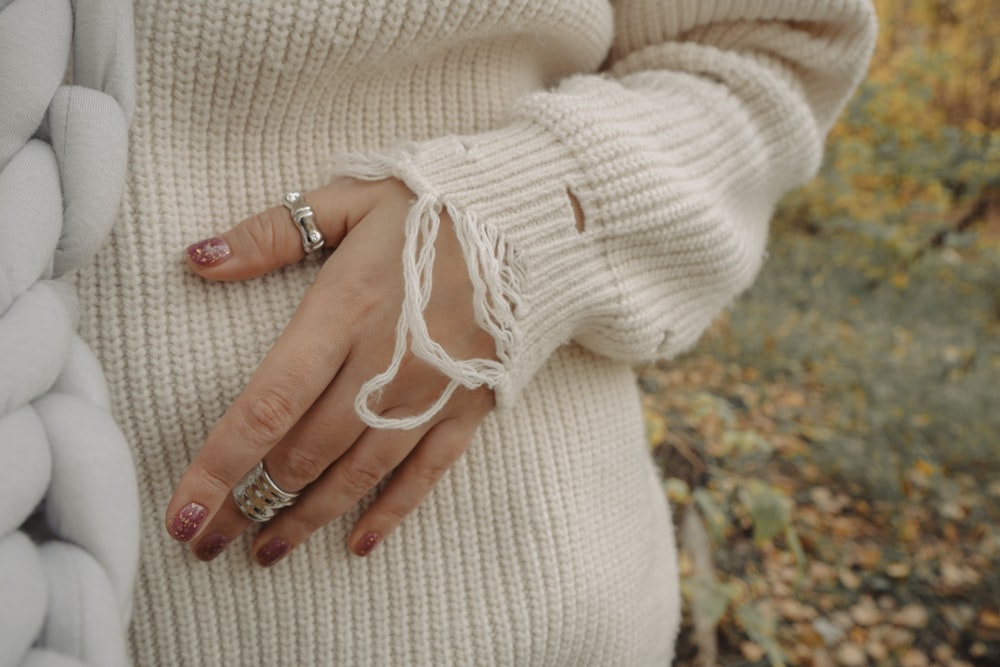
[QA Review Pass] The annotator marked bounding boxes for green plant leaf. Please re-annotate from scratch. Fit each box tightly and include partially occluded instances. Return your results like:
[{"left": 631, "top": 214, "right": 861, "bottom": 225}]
[
  {"left": 745, "top": 480, "right": 791, "bottom": 544},
  {"left": 682, "top": 574, "right": 739, "bottom": 628},
  {"left": 736, "top": 602, "right": 787, "bottom": 667}
]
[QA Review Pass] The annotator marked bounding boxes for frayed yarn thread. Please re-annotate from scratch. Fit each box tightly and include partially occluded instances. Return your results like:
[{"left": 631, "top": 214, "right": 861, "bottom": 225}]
[{"left": 331, "top": 150, "right": 517, "bottom": 430}]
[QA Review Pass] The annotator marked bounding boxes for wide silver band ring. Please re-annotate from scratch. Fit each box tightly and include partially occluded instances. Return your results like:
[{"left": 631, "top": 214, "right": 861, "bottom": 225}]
[
  {"left": 232, "top": 461, "right": 301, "bottom": 522},
  {"left": 282, "top": 191, "right": 325, "bottom": 255}
]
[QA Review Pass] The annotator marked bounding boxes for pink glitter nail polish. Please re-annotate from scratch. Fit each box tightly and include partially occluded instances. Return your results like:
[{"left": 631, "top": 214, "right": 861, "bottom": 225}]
[
  {"left": 355, "top": 532, "right": 382, "bottom": 557},
  {"left": 195, "top": 532, "right": 230, "bottom": 561},
  {"left": 256, "top": 538, "right": 291, "bottom": 567},
  {"left": 186, "top": 237, "right": 231, "bottom": 267},
  {"left": 169, "top": 502, "right": 207, "bottom": 542}
]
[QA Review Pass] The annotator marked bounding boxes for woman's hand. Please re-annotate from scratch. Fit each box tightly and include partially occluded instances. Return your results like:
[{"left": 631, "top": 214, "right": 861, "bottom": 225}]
[{"left": 164, "top": 178, "right": 497, "bottom": 564}]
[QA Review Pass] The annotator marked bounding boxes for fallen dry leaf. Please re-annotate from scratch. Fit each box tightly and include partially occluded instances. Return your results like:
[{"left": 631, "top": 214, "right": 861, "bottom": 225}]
[
  {"left": 740, "top": 641, "right": 766, "bottom": 662},
  {"left": 886, "top": 561, "right": 912, "bottom": 578},
  {"left": 893, "top": 605, "right": 929, "bottom": 629},
  {"left": 899, "top": 648, "right": 931, "bottom": 667},
  {"left": 978, "top": 608, "right": 1000, "bottom": 631},
  {"left": 775, "top": 598, "right": 816, "bottom": 622},
  {"left": 835, "top": 642, "right": 867, "bottom": 667},
  {"left": 938, "top": 560, "right": 981, "bottom": 592},
  {"left": 883, "top": 627, "right": 916, "bottom": 649},
  {"left": 865, "top": 637, "right": 889, "bottom": 661},
  {"left": 850, "top": 596, "right": 881, "bottom": 626},
  {"left": 839, "top": 569, "right": 861, "bottom": 590},
  {"left": 810, "top": 647, "right": 836, "bottom": 667}
]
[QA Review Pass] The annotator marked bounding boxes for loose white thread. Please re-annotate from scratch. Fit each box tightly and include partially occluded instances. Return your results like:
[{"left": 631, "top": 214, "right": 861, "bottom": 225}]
[{"left": 331, "top": 152, "right": 513, "bottom": 430}]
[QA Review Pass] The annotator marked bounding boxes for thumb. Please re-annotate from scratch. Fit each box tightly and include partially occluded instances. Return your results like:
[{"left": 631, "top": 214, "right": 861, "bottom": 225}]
[{"left": 184, "top": 186, "right": 353, "bottom": 281}]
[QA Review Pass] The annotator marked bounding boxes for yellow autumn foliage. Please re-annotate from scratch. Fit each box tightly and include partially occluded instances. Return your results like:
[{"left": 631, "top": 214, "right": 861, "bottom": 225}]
[{"left": 781, "top": 0, "right": 1000, "bottom": 242}]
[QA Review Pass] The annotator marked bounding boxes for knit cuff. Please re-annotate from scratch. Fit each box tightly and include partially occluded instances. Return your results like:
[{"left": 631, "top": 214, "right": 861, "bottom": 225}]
[{"left": 329, "top": 119, "right": 603, "bottom": 418}]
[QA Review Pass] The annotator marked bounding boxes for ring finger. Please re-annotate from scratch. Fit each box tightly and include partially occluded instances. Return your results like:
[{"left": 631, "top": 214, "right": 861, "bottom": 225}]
[
  {"left": 248, "top": 417, "right": 435, "bottom": 566},
  {"left": 189, "top": 363, "right": 370, "bottom": 560}
]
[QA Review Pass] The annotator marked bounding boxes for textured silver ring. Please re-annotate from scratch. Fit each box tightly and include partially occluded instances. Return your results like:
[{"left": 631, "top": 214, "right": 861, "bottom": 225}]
[
  {"left": 232, "top": 461, "right": 301, "bottom": 522},
  {"left": 282, "top": 191, "right": 325, "bottom": 255}
]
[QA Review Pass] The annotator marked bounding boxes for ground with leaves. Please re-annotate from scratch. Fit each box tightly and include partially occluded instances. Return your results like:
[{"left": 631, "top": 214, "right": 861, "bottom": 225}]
[
  {"left": 643, "top": 213, "right": 1000, "bottom": 667},
  {"left": 642, "top": 4, "right": 1000, "bottom": 664}
]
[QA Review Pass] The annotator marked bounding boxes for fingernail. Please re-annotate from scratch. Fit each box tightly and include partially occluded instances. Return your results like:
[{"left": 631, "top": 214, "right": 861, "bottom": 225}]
[
  {"left": 169, "top": 502, "right": 207, "bottom": 542},
  {"left": 186, "top": 237, "right": 231, "bottom": 267},
  {"left": 256, "top": 538, "right": 290, "bottom": 567},
  {"left": 355, "top": 532, "right": 382, "bottom": 557},
  {"left": 194, "top": 532, "right": 230, "bottom": 562}
]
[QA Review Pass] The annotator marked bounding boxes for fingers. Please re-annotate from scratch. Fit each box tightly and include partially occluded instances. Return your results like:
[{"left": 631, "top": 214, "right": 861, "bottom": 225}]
[
  {"left": 249, "top": 419, "right": 437, "bottom": 566},
  {"left": 346, "top": 418, "right": 476, "bottom": 557},
  {"left": 168, "top": 180, "right": 411, "bottom": 548},
  {"left": 189, "top": 497, "right": 251, "bottom": 562},
  {"left": 183, "top": 179, "right": 375, "bottom": 281},
  {"left": 187, "top": 376, "right": 368, "bottom": 561},
  {"left": 187, "top": 352, "right": 483, "bottom": 562},
  {"left": 170, "top": 177, "right": 491, "bottom": 563},
  {"left": 189, "top": 418, "right": 474, "bottom": 564},
  {"left": 169, "top": 181, "right": 410, "bottom": 545},
  {"left": 261, "top": 363, "right": 371, "bottom": 491},
  {"left": 164, "top": 262, "right": 353, "bottom": 543}
]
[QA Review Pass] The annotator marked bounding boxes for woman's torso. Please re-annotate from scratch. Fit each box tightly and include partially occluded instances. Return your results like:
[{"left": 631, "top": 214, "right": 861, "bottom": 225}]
[{"left": 74, "top": 1, "right": 680, "bottom": 663}]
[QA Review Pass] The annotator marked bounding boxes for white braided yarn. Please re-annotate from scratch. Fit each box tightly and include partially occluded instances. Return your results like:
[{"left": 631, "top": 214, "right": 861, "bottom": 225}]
[{"left": 0, "top": 0, "right": 137, "bottom": 665}]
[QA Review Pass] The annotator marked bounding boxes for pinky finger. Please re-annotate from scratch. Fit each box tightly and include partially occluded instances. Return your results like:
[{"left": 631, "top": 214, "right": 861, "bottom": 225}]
[{"left": 349, "top": 419, "right": 474, "bottom": 557}]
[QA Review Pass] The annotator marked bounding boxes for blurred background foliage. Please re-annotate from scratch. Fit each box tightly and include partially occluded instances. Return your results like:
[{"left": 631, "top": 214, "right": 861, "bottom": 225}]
[
  {"left": 653, "top": 2, "right": 1000, "bottom": 666},
  {"left": 782, "top": 0, "right": 1000, "bottom": 272}
]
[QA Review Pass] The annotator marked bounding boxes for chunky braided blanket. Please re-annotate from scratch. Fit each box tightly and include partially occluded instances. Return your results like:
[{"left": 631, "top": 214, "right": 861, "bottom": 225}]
[{"left": 0, "top": 1, "right": 138, "bottom": 664}]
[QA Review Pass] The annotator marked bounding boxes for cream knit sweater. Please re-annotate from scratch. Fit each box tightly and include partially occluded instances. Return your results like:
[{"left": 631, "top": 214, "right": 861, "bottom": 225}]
[{"left": 73, "top": 1, "right": 876, "bottom": 664}]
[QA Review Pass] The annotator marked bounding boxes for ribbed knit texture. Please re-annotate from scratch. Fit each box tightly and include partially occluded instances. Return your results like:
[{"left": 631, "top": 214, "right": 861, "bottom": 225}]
[{"left": 72, "top": 1, "right": 876, "bottom": 664}]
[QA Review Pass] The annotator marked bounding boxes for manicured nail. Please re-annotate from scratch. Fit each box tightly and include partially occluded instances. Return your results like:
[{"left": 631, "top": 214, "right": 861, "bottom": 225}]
[
  {"left": 186, "top": 237, "right": 231, "bottom": 267},
  {"left": 169, "top": 502, "right": 207, "bottom": 542},
  {"left": 194, "top": 532, "right": 230, "bottom": 562},
  {"left": 355, "top": 532, "right": 382, "bottom": 557},
  {"left": 256, "top": 538, "right": 290, "bottom": 567}
]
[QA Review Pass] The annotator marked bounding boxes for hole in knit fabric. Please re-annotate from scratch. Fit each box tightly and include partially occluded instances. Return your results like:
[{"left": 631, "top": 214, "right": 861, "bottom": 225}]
[{"left": 567, "top": 188, "right": 585, "bottom": 232}]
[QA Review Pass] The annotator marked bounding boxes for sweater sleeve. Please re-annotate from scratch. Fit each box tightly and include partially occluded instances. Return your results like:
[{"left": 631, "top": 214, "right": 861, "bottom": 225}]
[{"left": 333, "top": 0, "right": 877, "bottom": 424}]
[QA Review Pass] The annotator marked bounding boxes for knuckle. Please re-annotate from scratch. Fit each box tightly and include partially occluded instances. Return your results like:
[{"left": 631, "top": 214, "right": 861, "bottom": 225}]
[
  {"left": 337, "top": 276, "right": 379, "bottom": 322},
  {"left": 338, "top": 462, "right": 384, "bottom": 498},
  {"left": 277, "top": 446, "right": 327, "bottom": 490},
  {"left": 244, "top": 209, "right": 284, "bottom": 257},
  {"left": 378, "top": 502, "right": 410, "bottom": 526},
  {"left": 412, "top": 459, "right": 454, "bottom": 488},
  {"left": 197, "top": 464, "right": 238, "bottom": 496},
  {"left": 240, "top": 390, "right": 296, "bottom": 444}
]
